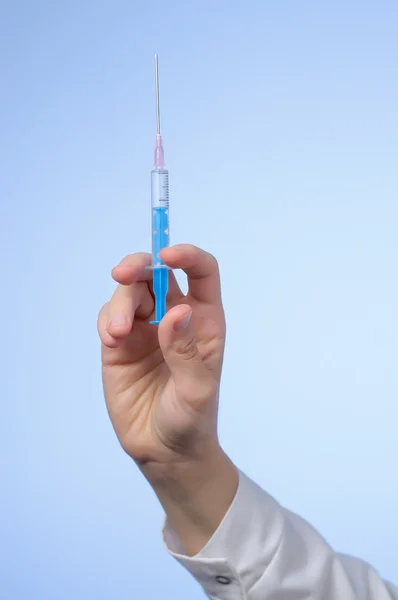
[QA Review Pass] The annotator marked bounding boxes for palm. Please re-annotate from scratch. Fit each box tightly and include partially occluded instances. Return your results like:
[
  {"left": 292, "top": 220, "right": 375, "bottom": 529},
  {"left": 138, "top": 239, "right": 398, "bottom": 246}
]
[{"left": 101, "top": 291, "right": 225, "bottom": 459}]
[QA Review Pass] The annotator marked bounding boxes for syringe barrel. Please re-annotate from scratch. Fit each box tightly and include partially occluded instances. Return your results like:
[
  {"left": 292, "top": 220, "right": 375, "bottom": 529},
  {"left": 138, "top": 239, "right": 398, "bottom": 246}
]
[{"left": 151, "top": 168, "right": 169, "bottom": 266}]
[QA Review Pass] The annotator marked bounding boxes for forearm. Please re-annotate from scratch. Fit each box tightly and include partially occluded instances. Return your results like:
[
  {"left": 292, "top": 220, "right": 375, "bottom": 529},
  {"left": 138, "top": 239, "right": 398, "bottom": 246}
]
[
  {"left": 141, "top": 448, "right": 239, "bottom": 556},
  {"left": 156, "top": 466, "right": 398, "bottom": 599}
]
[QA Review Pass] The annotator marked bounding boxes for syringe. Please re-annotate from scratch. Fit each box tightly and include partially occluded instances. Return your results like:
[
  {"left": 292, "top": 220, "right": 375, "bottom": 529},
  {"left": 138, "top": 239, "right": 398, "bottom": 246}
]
[{"left": 149, "top": 54, "right": 170, "bottom": 325}]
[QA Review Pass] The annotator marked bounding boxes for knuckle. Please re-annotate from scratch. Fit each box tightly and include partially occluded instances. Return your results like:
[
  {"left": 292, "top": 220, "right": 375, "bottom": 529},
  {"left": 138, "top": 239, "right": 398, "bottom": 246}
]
[
  {"left": 195, "top": 245, "right": 218, "bottom": 265},
  {"left": 97, "top": 302, "right": 109, "bottom": 324},
  {"left": 174, "top": 337, "right": 199, "bottom": 361},
  {"left": 208, "top": 252, "right": 219, "bottom": 270},
  {"left": 200, "top": 248, "right": 219, "bottom": 274},
  {"left": 205, "top": 249, "right": 217, "bottom": 263}
]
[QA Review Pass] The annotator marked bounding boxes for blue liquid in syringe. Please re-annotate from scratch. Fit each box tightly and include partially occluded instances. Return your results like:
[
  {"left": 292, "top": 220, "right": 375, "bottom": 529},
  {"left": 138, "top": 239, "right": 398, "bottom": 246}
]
[{"left": 150, "top": 167, "right": 169, "bottom": 324}]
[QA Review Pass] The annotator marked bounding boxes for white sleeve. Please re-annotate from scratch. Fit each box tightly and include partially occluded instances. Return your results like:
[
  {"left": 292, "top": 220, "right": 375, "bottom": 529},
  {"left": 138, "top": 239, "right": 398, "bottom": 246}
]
[{"left": 162, "top": 470, "right": 397, "bottom": 600}]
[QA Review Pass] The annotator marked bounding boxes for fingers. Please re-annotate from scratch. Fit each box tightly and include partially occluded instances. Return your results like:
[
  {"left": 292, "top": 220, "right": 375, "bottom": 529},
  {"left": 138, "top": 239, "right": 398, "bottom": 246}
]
[
  {"left": 160, "top": 245, "right": 221, "bottom": 305},
  {"left": 99, "top": 244, "right": 222, "bottom": 353},
  {"left": 98, "top": 281, "right": 154, "bottom": 348},
  {"left": 158, "top": 304, "right": 217, "bottom": 401},
  {"left": 98, "top": 303, "right": 119, "bottom": 348},
  {"left": 112, "top": 252, "right": 183, "bottom": 303},
  {"left": 111, "top": 252, "right": 152, "bottom": 286}
]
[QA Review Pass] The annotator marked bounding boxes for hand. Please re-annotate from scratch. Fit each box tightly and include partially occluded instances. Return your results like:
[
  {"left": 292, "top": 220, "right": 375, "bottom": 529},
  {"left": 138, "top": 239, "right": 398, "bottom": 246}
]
[{"left": 98, "top": 244, "right": 226, "bottom": 469}]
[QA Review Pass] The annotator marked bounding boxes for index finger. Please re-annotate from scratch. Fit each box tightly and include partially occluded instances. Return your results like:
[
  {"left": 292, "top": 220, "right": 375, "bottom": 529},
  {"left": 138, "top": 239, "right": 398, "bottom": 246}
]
[
  {"left": 112, "top": 252, "right": 184, "bottom": 302},
  {"left": 160, "top": 244, "right": 222, "bottom": 304}
]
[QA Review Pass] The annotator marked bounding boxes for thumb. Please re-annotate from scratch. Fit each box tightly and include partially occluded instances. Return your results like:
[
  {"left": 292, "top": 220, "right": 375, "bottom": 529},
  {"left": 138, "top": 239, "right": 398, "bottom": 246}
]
[{"left": 158, "top": 304, "right": 208, "bottom": 389}]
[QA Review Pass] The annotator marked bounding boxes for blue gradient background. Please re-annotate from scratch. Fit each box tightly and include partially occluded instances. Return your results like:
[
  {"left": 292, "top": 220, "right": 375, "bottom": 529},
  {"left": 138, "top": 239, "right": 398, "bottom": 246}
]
[{"left": 1, "top": 1, "right": 397, "bottom": 597}]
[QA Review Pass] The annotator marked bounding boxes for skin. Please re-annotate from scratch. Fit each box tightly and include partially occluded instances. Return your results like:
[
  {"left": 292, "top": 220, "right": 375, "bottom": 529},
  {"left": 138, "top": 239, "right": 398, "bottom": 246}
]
[{"left": 98, "top": 244, "right": 239, "bottom": 556}]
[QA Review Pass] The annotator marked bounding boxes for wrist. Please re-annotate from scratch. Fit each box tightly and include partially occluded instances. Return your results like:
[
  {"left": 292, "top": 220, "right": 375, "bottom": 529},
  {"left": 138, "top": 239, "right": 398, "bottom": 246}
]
[
  {"left": 141, "top": 447, "right": 239, "bottom": 556},
  {"left": 139, "top": 438, "right": 223, "bottom": 488}
]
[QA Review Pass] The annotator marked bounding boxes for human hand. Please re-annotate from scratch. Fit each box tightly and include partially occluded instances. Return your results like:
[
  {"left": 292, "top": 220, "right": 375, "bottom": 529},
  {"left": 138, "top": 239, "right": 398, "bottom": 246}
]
[{"left": 98, "top": 244, "right": 226, "bottom": 470}]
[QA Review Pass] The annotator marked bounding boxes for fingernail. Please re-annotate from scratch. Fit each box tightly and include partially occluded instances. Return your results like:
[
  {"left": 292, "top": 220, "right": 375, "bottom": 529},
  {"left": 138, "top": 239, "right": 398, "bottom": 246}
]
[
  {"left": 174, "top": 310, "right": 192, "bottom": 331},
  {"left": 109, "top": 315, "right": 128, "bottom": 327}
]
